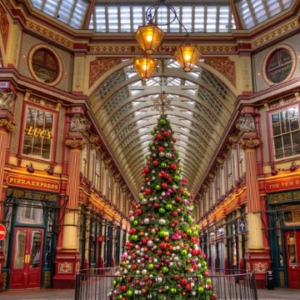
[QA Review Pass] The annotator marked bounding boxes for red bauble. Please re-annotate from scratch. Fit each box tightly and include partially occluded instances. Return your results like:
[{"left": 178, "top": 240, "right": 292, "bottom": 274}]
[
  {"left": 127, "top": 277, "right": 132, "bottom": 282},
  {"left": 163, "top": 173, "right": 169, "bottom": 178},
  {"left": 154, "top": 203, "right": 159, "bottom": 208},
  {"left": 175, "top": 196, "right": 181, "bottom": 201},
  {"left": 156, "top": 134, "right": 163, "bottom": 140},
  {"left": 157, "top": 250, "right": 162, "bottom": 255},
  {"left": 153, "top": 160, "right": 159, "bottom": 166},
  {"left": 121, "top": 285, "right": 127, "bottom": 292},
  {"left": 190, "top": 237, "right": 195, "bottom": 243},
  {"left": 144, "top": 167, "right": 150, "bottom": 173},
  {"left": 181, "top": 278, "right": 187, "bottom": 285},
  {"left": 133, "top": 265, "right": 137, "bottom": 270},
  {"left": 173, "top": 138, "right": 177, "bottom": 143},
  {"left": 190, "top": 193, "right": 194, "bottom": 199},
  {"left": 186, "top": 284, "right": 192, "bottom": 291},
  {"left": 164, "top": 131, "right": 170, "bottom": 137},
  {"left": 174, "top": 274, "right": 179, "bottom": 281},
  {"left": 182, "top": 233, "right": 187, "bottom": 239},
  {"left": 135, "top": 209, "right": 142, "bottom": 215},
  {"left": 158, "top": 147, "right": 164, "bottom": 152},
  {"left": 192, "top": 249, "right": 197, "bottom": 256},
  {"left": 161, "top": 183, "right": 168, "bottom": 189},
  {"left": 179, "top": 188, "right": 185, "bottom": 194},
  {"left": 160, "top": 242, "right": 167, "bottom": 249},
  {"left": 204, "top": 270, "right": 209, "bottom": 276},
  {"left": 168, "top": 178, "right": 173, "bottom": 182},
  {"left": 192, "top": 264, "right": 198, "bottom": 270},
  {"left": 172, "top": 211, "right": 178, "bottom": 217},
  {"left": 147, "top": 280, "right": 153, "bottom": 286},
  {"left": 170, "top": 164, "right": 176, "bottom": 170}
]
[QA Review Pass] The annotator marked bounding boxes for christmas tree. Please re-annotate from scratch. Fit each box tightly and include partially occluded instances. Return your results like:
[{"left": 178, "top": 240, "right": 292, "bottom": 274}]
[{"left": 109, "top": 115, "right": 216, "bottom": 300}]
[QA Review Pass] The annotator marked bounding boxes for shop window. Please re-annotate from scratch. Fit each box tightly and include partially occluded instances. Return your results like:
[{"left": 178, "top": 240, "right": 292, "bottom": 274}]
[
  {"left": 32, "top": 49, "right": 58, "bottom": 84},
  {"left": 16, "top": 202, "right": 44, "bottom": 225},
  {"left": 271, "top": 107, "right": 300, "bottom": 159},
  {"left": 81, "top": 142, "right": 88, "bottom": 178},
  {"left": 23, "top": 107, "right": 54, "bottom": 159},
  {"left": 287, "top": 233, "right": 298, "bottom": 266},
  {"left": 95, "top": 157, "right": 101, "bottom": 190},
  {"left": 267, "top": 49, "right": 293, "bottom": 84},
  {"left": 283, "top": 205, "right": 300, "bottom": 226}
]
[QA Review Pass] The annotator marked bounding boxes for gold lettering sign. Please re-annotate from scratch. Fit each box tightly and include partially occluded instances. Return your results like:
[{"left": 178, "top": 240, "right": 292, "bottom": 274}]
[{"left": 25, "top": 126, "right": 53, "bottom": 139}]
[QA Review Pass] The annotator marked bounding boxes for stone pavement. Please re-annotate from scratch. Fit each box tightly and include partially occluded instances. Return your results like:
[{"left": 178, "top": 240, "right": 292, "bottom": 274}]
[{"left": 0, "top": 288, "right": 299, "bottom": 300}]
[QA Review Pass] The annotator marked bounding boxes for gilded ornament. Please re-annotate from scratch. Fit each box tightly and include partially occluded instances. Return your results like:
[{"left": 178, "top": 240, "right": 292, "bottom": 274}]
[
  {"left": 152, "top": 91, "right": 173, "bottom": 115},
  {"left": 0, "top": 90, "right": 15, "bottom": 113},
  {"left": 0, "top": 118, "right": 15, "bottom": 132},
  {"left": 240, "top": 138, "right": 260, "bottom": 149},
  {"left": 65, "top": 138, "right": 85, "bottom": 149}
]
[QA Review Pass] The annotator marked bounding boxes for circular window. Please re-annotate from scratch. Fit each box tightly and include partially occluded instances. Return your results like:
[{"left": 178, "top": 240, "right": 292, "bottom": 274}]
[
  {"left": 32, "top": 49, "right": 58, "bottom": 84},
  {"left": 267, "top": 49, "right": 293, "bottom": 84}
]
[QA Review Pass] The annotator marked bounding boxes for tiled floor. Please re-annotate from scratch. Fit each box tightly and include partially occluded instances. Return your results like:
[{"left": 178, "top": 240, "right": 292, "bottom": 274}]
[{"left": 0, "top": 288, "right": 299, "bottom": 300}]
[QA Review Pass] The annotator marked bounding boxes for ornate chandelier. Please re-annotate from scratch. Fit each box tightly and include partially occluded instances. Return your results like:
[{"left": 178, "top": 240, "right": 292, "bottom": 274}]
[{"left": 134, "top": 0, "right": 201, "bottom": 80}]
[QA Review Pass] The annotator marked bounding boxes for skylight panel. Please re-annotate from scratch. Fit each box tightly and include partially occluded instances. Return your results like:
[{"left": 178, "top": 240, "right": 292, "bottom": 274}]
[
  {"left": 133, "top": 6, "right": 143, "bottom": 32},
  {"left": 156, "top": 6, "right": 168, "bottom": 32},
  {"left": 181, "top": 127, "right": 190, "bottom": 133},
  {"left": 70, "top": 0, "right": 88, "bottom": 29},
  {"left": 135, "top": 111, "right": 145, "bottom": 116},
  {"left": 238, "top": 1, "right": 255, "bottom": 29},
  {"left": 95, "top": 6, "right": 106, "bottom": 32},
  {"left": 194, "top": 6, "right": 205, "bottom": 32},
  {"left": 181, "top": 119, "right": 191, "bottom": 125},
  {"left": 182, "top": 110, "right": 193, "bottom": 116},
  {"left": 89, "top": 13, "right": 94, "bottom": 30},
  {"left": 169, "top": 6, "right": 180, "bottom": 32},
  {"left": 137, "top": 120, "right": 147, "bottom": 125},
  {"left": 44, "top": 0, "right": 59, "bottom": 16},
  {"left": 283, "top": 0, "right": 293, "bottom": 8},
  {"left": 120, "top": 6, "right": 131, "bottom": 32},
  {"left": 189, "top": 72, "right": 200, "bottom": 79},
  {"left": 252, "top": 0, "right": 267, "bottom": 23},
  {"left": 186, "top": 101, "right": 195, "bottom": 106},
  {"left": 179, "top": 141, "right": 187, "bottom": 146},
  {"left": 185, "top": 89, "right": 197, "bottom": 95},
  {"left": 108, "top": 6, "right": 119, "bottom": 32},
  {"left": 182, "top": 6, "right": 192, "bottom": 32},
  {"left": 219, "top": 6, "right": 230, "bottom": 32},
  {"left": 31, "top": 0, "right": 43, "bottom": 9},
  {"left": 133, "top": 101, "right": 142, "bottom": 106},
  {"left": 141, "top": 134, "right": 150, "bottom": 139},
  {"left": 127, "top": 72, "right": 137, "bottom": 79},
  {"left": 139, "top": 127, "right": 148, "bottom": 133},
  {"left": 131, "top": 90, "right": 142, "bottom": 96},
  {"left": 185, "top": 80, "right": 194, "bottom": 86},
  {"left": 131, "top": 81, "right": 142, "bottom": 87},
  {"left": 267, "top": 0, "right": 281, "bottom": 16},
  {"left": 179, "top": 134, "right": 188, "bottom": 139},
  {"left": 207, "top": 6, "right": 217, "bottom": 32}
]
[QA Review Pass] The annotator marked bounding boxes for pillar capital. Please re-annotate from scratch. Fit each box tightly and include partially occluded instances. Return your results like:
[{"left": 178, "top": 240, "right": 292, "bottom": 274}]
[
  {"left": 240, "top": 138, "right": 260, "bottom": 150},
  {"left": 65, "top": 138, "right": 85, "bottom": 150},
  {"left": 0, "top": 118, "right": 15, "bottom": 133}
]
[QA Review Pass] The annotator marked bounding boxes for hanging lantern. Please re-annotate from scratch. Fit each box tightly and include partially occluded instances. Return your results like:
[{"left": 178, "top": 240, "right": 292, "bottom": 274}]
[
  {"left": 134, "top": 55, "right": 158, "bottom": 81},
  {"left": 174, "top": 43, "right": 202, "bottom": 72},
  {"left": 135, "top": 22, "right": 165, "bottom": 55}
]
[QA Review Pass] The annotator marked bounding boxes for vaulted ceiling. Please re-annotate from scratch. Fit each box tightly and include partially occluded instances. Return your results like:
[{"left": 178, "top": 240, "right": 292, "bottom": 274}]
[{"left": 89, "top": 59, "right": 236, "bottom": 195}]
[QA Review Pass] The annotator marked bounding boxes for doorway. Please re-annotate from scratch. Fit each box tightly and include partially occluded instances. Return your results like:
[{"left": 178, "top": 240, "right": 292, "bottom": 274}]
[
  {"left": 285, "top": 231, "right": 300, "bottom": 289},
  {"left": 10, "top": 227, "right": 44, "bottom": 289}
]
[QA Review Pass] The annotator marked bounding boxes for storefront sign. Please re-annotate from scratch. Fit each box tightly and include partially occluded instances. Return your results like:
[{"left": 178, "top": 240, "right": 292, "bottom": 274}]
[
  {"left": 97, "top": 236, "right": 105, "bottom": 242},
  {"left": 0, "top": 224, "right": 6, "bottom": 241},
  {"left": 25, "top": 126, "right": 53, "bottom": 139},
  {"left": 7, "top": 174, "right": 60, "bottom": 193},
  {"left": 266, "top": 178, "right": 300, "bottom": 193}
]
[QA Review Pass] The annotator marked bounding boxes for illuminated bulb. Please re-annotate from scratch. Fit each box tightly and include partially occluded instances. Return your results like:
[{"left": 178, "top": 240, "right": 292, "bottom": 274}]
[
  {"left": 146, "top": 35, "right": 153, "bottom": 42},
  {"left": 184, "top": 54, "right": 191, "bottom": 61},
  {"left": 143, "top": 64, "right": 148, "bottom": 71}
]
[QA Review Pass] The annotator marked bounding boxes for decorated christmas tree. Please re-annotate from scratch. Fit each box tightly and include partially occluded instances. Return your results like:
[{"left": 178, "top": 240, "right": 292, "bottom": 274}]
[{"left": 109, "top": 115, "right": 216, "bottom": 300}]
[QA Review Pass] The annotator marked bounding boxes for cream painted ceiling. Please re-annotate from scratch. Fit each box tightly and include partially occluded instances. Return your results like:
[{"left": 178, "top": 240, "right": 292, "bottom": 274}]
[{"left": 90, "top": 59, "right": 236, "bottom": 195}]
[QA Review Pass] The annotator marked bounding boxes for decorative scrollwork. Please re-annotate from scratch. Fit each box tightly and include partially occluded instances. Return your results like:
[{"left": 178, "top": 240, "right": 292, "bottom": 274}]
[
  {"left": 151, "top": 92, "right": 173, "bottom": 115},
  {"left": 65, "top": 138, "right": 85, "bottom": 149},
  {"left": 0, "top": 118, "right": 15, "bottom": 132},
  {"left": 240, "top": 138, "right": 260, "bottom": 149}
]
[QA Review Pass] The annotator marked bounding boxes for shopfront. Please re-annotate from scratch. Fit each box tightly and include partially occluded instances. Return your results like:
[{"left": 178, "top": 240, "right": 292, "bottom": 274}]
[
  {"left": 216, "top": 227, "right": 225, "bottom": 271},
  {"left": 268, "top": 189, "right": 300, "bottom": 288},
  {"left": 2, "top": 187, "right": 59, "bottom": 290}
]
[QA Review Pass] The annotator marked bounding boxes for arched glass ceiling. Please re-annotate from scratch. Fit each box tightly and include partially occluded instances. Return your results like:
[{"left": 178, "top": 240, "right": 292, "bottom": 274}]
[
  {"left": 90, "top": 59, "right": 235, "bottom": 195},
  {"left": 29, "top": 0, "right": 295, "bottom": 31}
]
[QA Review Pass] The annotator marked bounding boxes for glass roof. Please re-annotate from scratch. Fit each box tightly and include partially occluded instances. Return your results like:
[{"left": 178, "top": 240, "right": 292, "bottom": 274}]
[{"left": 29, "top": 0, "right": 294, "bottom": 31}]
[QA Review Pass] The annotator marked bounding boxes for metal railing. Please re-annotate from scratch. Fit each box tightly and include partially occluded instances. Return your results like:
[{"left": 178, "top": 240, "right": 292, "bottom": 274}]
[{"left": 75, "top": 268, "right": 257, "bottom": 300}]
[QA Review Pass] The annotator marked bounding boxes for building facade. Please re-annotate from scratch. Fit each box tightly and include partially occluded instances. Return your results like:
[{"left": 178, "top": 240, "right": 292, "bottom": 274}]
[{"left": 0, "top": 0, "right": 300, "bottom": 292}]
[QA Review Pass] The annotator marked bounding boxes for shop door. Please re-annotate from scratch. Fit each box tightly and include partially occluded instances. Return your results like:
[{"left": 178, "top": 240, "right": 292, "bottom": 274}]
[
  {"left": 285, "top": 231, "right": 300, "bottom": 289},
  {"left": 10, "top": 228, "right": 44, "bottom": 289}
]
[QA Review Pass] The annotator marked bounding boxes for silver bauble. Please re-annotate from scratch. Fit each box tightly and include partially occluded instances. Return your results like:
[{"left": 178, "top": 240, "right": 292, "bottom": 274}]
[
  {"left": 161, "top": 192, "right": 165, "bottom": 196},
  {"left": 153, "top": 153, "right": 157, "bottom": 157},
  {"left": 152, "top": 170, "right": 155, "bottom": 174},
  {"left": 164, "top": 143, "right": 168, "bottom": 147},
  {"left": 152, "top": 177, "right": 156, "bottom": 180},
  {"left": 151, "top": 229, "right": 156, "bottom": 234},
  {"left": 142, "top": 269, "right": 147, "bottom": 275},
  {"left": 147, "top": 240, "right": 153, "bottom": 247},
  {"left": 144, "top": 218, "right": 150, "bottom": 224},
  {"left": 130, "top": 217, "right": 135, "bottom": 221},
  {"left": 156, "top": 277, "right": 162, "bottom": 283}
]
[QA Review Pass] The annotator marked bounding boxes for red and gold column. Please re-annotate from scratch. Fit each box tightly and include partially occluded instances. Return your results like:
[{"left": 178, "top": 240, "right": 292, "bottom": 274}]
[
  {"left": 241, "top": 138, "right": 271, "bottom": 288},
  {"left": 53, "top": 137, "right": 84, "bottom": 289},
  {"left": 0, "top": 119, "right": 15, "bottom": 292}
]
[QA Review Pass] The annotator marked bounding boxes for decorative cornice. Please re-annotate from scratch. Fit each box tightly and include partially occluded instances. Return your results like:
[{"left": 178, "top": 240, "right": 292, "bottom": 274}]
[
  {"left": 240, "top": 138, "right": 260, "bottom": 149},
  {"left": 0, "top": 118, "right": 15, "bottom": 132},
  {"left": 65, "top": 138, "right": 85, "bottom": 149},
  {"left": 228, "top": 134, "right": 238, "bottom": 144}
]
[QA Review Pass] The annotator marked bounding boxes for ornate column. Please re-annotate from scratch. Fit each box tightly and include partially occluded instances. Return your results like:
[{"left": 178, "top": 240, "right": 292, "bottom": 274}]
[
  {"left": 53, "top": 137, "right": 84, "bottom": 289},
  {"left": 241, "top": 137, "right": 271, "bottom": 288}
]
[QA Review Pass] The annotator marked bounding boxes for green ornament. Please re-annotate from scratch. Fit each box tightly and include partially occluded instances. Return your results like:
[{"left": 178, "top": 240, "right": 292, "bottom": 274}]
[
  {"left": 149, "top": 142, "right": 153, "bottom": 147},
  {"left": 179, "top": 167, "right": 183, "bottom": 172},
  {"left": 139, "top": 195, "right": 144, "bottom": 200},
  {"left": 151, "top": 130, "right": 156, "bottom": 135},
  {"left": 198, "top": 287, "right": 204, "bottom": 293},
  {"left": 160, "top": 119, "right": 166, "bottom": 125},
  {"left": 127, "top": 290, "right": 133, "bottom": 297},
  {"left": 195, "top": 225, "right": 199, "bottom": 230},
  {"left": 131, "top": 235, "right": 138, "bottom": 241},
  {"left": 166, "top": 204, "right": 172, "bottom": 210},
  {"left": 174, "top": 175, "right": 180, "bottom": 181},
  {"left": 133, "top": 220, "right": 138, "bottom": 226},
  {"left": 117, "top": 296, "right": 122, "bottom": 300},
  {"left": 159, "top": 231, "right": 167, "bottom": 238},
  {"left": 162, "top": 266, "right": 169, "bottom": 274},
  {"left": 175, "top": 151, "right": 179, "bottom": 158},
  {"left": 113, "top": 280, "right": 117, "bottom": 286},
  {"left": 193, "top": 231, "right": 198, "bottom": 237},
  {"left": 197, "top": 274, "right": 203, "bottom": 280},
  {"left": 161, "top": 162, "right": 167, "bottom": 168},
  {"left": 148, "top": 264, "right": 154, "bottom": 270},
  {"left": 206, "top": 278, "right": 212, "bottom": 284},
  {"left": 159, "top": 208, "right": 165, "bottom": 214},
  {"left": 184, "top": 190, "right": 189, "bottom": 196},
  {"left": 155, "top": 185, "right": 161, "bottom": 190},
  {"left": 181, "top": 249, "right": 188, "bottom": 256},
  {"left": 170, "top": 288, "right": 177, "bottom": 294},
  {"left": 186, "top": 229, "right": 192, "bottom": 235}
]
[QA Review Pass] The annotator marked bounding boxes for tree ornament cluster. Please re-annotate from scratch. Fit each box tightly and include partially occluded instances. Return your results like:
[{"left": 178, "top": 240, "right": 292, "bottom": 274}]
[{"left": 109, "top": 115, "right": 216, "bottom": 300}]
